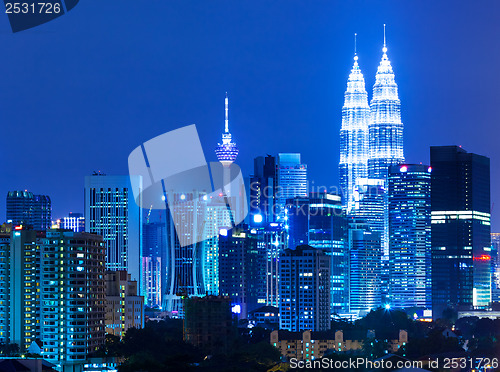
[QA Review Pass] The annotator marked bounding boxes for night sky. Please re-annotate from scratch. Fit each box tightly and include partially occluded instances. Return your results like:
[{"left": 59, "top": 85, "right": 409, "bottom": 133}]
[{"left": 0, "top": 1, "right": 499, "bottom": 230}]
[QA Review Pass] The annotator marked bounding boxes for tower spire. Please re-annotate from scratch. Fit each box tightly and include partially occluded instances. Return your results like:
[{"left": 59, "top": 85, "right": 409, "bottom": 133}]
[
  {"left": 383, "top": 24, "right": 388, "bottom": 55},
  {"left": 225, "top": 92, "right": 229, "bottom": 133},
  {"left": 383, "top": 24, "right": 386, "bottom": 48},
  {"left": 216, "top": 92, "right": 239, "bottom": 164},
  {"left": 354, "top": 33, "right": 357, "bottom": 56}
]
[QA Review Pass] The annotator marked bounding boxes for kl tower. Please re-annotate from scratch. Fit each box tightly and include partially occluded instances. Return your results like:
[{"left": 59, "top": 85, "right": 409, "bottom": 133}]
[{"left": 215, "top": 93, "right": 239, "bottom": 196}]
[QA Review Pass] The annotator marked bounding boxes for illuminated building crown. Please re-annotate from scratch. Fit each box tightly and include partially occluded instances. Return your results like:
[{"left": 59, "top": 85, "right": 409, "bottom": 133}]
[{"left": 215, "top": 93, "right": 239, "bottom": 164}]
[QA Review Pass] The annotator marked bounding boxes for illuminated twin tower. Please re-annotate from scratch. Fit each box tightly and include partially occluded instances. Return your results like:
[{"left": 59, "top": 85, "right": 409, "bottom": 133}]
[{"left": 339, "top": 26, "right": 404, "bottom": 213}]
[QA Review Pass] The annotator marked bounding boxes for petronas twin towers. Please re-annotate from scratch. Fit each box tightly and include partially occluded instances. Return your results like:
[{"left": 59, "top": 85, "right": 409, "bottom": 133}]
[{"left": 339, "top": 29, "right": 404, "bottom": 213}]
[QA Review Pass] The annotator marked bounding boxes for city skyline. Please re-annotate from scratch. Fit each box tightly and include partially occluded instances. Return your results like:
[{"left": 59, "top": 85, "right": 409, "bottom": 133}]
[{"left": 0, "top": 1, "right": 498, "bottom": 232}]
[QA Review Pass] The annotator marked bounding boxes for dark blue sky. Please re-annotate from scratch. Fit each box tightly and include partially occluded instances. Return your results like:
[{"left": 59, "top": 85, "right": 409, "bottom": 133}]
[{"left": 1, "top": 1, "right": 499, "bottom": 230}]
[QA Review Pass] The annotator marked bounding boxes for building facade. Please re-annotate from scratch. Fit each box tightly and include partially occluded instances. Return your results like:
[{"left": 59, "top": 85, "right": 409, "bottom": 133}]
[
  {"left": 39, "top": 230, "right": 106, "bottom": 365},
  {"left": 105, "top": 270, "right": 144, "bottom": 338},
  {"left": 431, "top": 146, "right": 491, "bottom": 318},
  {"left": 183, "top": 296, "right": 234, "bottom": 355},
  {"left": 279, "top": 245, "right": 331, "bottom": 332},
  {"left": 61, "top": 212, "right": 85, "bottom": 232},
  {"left": 249, "top": 155, "right": 277, "bottom": 226},
  {"left": 8, "top": 229, "right": 39, "bottom": 352},
  {"left": 339, "top": 52, "right": 370, "bottom": 212},
  {"left": 142, "top": 221, "right": 166, "bottom": 307},
  {"left": 348, "top": 220, "right": 382, "bottom": 315},
  {"left": 388, "top": 164, "right": 432, "bottom": 309},
  {"left": 6, "top": 191, "right": 51, "bottom": 230},
  {"left": 368, "top": 39, "right": 404, "bottom": 180},
  {"left": 84, "top": 174, "right": 143, "bottom": 294},
  {"left": 218, "top": 225, "right": 267, "bottom": 318},
  {"left": 287, "top": 193, "right": 348, "bottom": 313},
  {"left": 276, "top": 153, "right": 307, "bottom": 220}
]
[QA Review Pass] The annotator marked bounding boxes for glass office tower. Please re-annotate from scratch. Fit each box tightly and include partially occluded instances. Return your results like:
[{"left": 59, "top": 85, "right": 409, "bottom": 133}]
[
  {"left": 84, "top": 174, "right": 143, "bottom": 294},
  {"left": 388, "top": 164, "right": 431, "bottom": 309},
  {"left": 431, "top": 146, "right": 491, "bottom": 318},
  {"left": 276, "top": 153, "right": 307, "bottom": 219},
  {"left": 348, "top": 219, "right": 381, "bottom": 315},
  {"left": 287, "top": 193, "right": 348, "bottom": 313},
  {"left": 6, "top": 191, "right": 52, "bottom": 230}
]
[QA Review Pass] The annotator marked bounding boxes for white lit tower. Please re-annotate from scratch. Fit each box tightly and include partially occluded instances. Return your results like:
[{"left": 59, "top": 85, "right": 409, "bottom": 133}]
[
  {"left": 339, "top": 34, "right": 370, "bottom": 212},
  {"left": 368, "top": 25, "right": 404, "bottom": 180},
  {"left": 215, "top": 93, "right": 239, "bottom": 192}
]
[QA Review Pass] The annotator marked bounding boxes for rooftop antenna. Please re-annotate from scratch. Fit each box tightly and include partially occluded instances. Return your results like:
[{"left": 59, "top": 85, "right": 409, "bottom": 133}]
[
  {"left": 383, "top": 24, "right": 386, "bottom": 47},
  {"left": 354, "top": 33, "right": 358, "bottom": 62},
  {"left": 383, "top": 24, "right": 388, "bottom": 54},
  {"left": 224, "top": 92, "right": 229, "bottom": 133}
]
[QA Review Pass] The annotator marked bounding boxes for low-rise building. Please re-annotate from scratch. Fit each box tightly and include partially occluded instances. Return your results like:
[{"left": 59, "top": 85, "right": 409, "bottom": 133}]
[
  {"left": 270, "top": 329, "right": 408, "bottom": 361},
  {"left": 105, "top": 270, "right": 144, "bottom": 338}
]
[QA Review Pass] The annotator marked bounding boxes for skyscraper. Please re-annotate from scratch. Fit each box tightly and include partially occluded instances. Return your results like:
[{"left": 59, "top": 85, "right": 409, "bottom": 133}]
[
  {"left": 279, "top": 245, "right": 331, "bottom": 332},
  {"left": 348, "top": 220, "right": 381, "bottom": 315},
  {"left": 431, "top": 146, "right": 491, "bottom": 318},
  {"left": 368, "top": 27, "right": 404, "bottom": 180},
  {"left": 388, "top": 164, "right": 432, "bottom": 309},
  {"left": 202, "top": 195, "right": 233, "bottom": 296},
  {"left": 39, "top": 230, "right": 106, "bottom": 365},
  {"left": 276, "top": 153, "right": 307, "bottom": 219},
  {"left": 84, "top": 174, "right": 143, "bottom": 294},
  {"left": 287, "top": 193, "right": 348, "bottom": 313},
  {"left": 8, "top": 229, "right": 39, "bottom": 352},
  {"left": 163, "top": 191, "right": 207, "bottom": 315},
  {"left": 142, "top": 221, "right": 166, "bottom": 307},
  {"left": 6, "top": 191, "right": 51, "bottom": 230},
  {"left": 218, "top": 225, "right": 267, "bottom": 318},
  {"left": 339, "top": 42, "right": 370, "bottom": 212},
  {"left": 250, "top": 155, "right": 277, "bottom": 225}
]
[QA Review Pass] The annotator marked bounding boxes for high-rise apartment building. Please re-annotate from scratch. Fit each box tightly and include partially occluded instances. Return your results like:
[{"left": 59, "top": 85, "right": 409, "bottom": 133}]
[
  {"left": 218, "top": 225, "right": 267, "bottom": 318},
  {"left": 348, "top": 220, "right": 381, "bottom": 315},
  {"left": 39, "top": 230, "right": 106, "bottom": 365},
  {"left": 105, "top": 270, "right": 144, "bottom": 338},
  {"left": 8, "top": 229, "right": 39, "bottom": 352},
  {"left": 0, "top": 227, "right": 10, "bottom": 344},
  {"left": 287, "top": 193, "right": 348, "bottom": 313},
  {"left": 276, "top": 153, "right": 307, "bottom": 219},
  {"left": 0, "top": 228, "right": 108, "bottom": 367},
  {"left": 84, "top": 174, "right": 143, "bottom": 293},
  {"left": 431, "top": 146, "right": 491, "bottom": 318},
  {"left": 388, "top": 164, "right": 432, "bottom": 309},
  {"left": 339, "top": 50, "right": 370, "bottom": 212},
  {"left": 279, "top": 245, "right": 331, "bottom": 332},
  {"left": 6, "top": 191, "right": 51, "bottom": 230}
]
